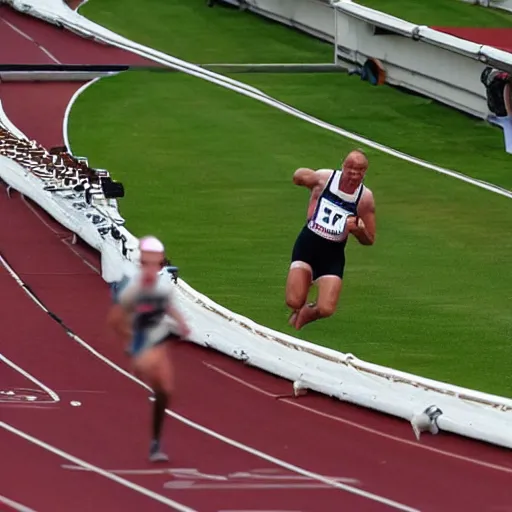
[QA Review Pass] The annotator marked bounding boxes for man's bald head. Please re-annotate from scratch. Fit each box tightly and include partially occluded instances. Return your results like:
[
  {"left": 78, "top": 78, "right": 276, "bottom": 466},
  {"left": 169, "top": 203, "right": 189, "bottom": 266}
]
[
  {"left": 341, "top": 148, "right": 368, "bottom": 187},
  {"left": 345, "top": 149, "right": 368, "bottom": 169}
]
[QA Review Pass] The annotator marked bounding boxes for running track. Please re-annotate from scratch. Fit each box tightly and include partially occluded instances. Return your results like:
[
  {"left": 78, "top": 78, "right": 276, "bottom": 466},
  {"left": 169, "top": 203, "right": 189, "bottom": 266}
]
[{"left": 1, "top": 4, "right": 511, "bottom": 512}]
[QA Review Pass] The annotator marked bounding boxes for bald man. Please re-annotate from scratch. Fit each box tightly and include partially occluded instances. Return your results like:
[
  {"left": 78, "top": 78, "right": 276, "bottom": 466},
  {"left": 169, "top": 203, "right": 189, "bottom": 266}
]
[
  {"left": 107, "top": 236, "right": 190, "bottom": 462},
  {"left": 286, "top": 149, "right": 376, "bottom": 330}
]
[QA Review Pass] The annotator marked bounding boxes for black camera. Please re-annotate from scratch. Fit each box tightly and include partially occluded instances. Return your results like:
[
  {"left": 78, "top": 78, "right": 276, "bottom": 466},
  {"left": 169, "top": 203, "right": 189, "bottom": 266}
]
[{"left": 100, "top": 176, "right": 125, "bottom": 198}]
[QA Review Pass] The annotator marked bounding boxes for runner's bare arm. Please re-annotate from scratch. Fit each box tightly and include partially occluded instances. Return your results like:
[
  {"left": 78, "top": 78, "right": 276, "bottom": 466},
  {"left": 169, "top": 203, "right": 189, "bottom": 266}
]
[
  {"left": 292, "top": 168, "right": 332, "bottom": 190},
  {"left": 350, "top": 189, "right": 376, "bottom": 245}
]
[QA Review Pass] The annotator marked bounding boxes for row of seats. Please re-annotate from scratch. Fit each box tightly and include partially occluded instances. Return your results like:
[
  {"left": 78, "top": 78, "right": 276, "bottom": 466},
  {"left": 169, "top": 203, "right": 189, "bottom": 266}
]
[{"left": 0, "top": 126, "right": 123, "bottom": 205}]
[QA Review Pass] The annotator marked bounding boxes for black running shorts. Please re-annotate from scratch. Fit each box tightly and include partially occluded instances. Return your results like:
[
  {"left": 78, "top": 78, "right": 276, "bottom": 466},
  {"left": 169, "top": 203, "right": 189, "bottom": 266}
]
[{"left": 291, "top": 225, "right": 347, "bottom": 281}]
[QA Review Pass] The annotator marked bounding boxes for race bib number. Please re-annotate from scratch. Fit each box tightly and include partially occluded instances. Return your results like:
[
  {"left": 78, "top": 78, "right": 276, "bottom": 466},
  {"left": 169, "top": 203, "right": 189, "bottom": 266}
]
[{"left": 313, "top": 198, "right": 349, "bottom": 235}]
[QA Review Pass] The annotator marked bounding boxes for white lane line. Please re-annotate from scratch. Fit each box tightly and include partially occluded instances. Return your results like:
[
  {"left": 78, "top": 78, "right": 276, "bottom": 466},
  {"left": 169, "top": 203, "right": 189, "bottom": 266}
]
[
  {"left": 60, "top": 464, "right": 360, "bottom": 485},
  {"left": 0, "top": 253, "right": 419, "bottom": 512},
  {"left": 0, "top": 421, "right": 196, "bottom": 512},
  {"left": 203, "top": 362, "right": 281, "bottom": 398},
  {"left": 0, "top": 494, "right": 37, "bottom": 512},
  {"left": 0, "top": 354, "right": 60, "bottom": 403},
  {"left": 62, "top": 77, "right": 105, "bottom": 154},
  {"left": 206, "top": 364, "right": 512, "bottom": 475},
  {"left": 68, "top": 339, "right": 420, "bottom": 510},
  {"left": 0, "top": 17, "right": 61, "bottom": 64},
  {"left": 65, "top": 334, "right": 420, "bottom": 510},
  {"left": 0, "top": 404, "right": 60, "bottom": 410},
  {"left": 75, "top": 0, "right": 91, "bottom": 12},
  {"left": 162, "top": 483, "right": 352, "bottom": 490}
]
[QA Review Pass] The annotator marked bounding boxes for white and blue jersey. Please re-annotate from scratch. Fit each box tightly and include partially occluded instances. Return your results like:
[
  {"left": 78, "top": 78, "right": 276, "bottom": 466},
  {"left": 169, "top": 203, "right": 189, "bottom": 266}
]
[
  {"left": 291, "top": 169, "right": 365, "bottom": 281},
  {"left": 307, "top": 169, "right": 364, "bottom": 242},
  {"left": 112, "top": 269, "right": 178, "bottom": 356}
]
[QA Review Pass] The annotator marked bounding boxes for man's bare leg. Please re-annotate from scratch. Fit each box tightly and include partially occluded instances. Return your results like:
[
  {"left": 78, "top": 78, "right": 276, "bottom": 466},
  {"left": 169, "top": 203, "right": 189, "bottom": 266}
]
[
  {"left": 285, "top": 262, "right": 312, "bottom": 328},
  {"left": 132, "top": 343, "right": 174, "bottom": 462},
  {"left": 294, "top": 275, "right": 342, "bottom": 330}
]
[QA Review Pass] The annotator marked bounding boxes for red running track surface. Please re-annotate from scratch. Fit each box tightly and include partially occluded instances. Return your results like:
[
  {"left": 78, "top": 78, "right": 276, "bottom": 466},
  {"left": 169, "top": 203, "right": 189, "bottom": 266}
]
[
  {"left": 0, "top": 5, "right": 154, "bottom": 66},
  {"left": 2, "top": 155, "right": 512, "bottom": 512},
  {"left": 1, "top": 7, "right": 512, "bottom": 512},
  {"left": 433, "top": 26, "right": 512, "bottom": 54},
  {"left": 0, "top": 81, "right": 87, "bottom": 149},
  {"left": 1, "top": 190, "right": 512, "bottom": 512}
]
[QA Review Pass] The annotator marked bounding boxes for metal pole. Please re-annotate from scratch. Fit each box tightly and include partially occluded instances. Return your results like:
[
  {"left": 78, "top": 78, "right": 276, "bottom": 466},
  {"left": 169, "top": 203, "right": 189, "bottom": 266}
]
[{"left": 332, "top": 1, "right": 339, "bottom": 66}]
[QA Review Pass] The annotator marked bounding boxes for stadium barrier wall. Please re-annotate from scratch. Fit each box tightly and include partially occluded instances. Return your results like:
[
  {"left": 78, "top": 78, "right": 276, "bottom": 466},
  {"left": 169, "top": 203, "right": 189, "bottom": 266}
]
[
  {"left": 1, "top": 0, "right": 512, "bottom": 448},
  {"left": 219, "top": 0, "right": 512, "bottom": 119},
  {"left": 332, "top": 1, "right": 489, "bottom": 118},
  {"left": 460, "top": 0, "right": 512, "bottom": 14}
]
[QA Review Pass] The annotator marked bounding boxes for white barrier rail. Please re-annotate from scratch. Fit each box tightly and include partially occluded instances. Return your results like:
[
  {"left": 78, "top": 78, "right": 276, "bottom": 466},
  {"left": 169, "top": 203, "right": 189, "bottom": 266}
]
[
  {"left": 0, "top": 71, "right": 117, "bottom": 82},
  {"left": 0, "top": 0, "right": 511, "bottom": 449}
]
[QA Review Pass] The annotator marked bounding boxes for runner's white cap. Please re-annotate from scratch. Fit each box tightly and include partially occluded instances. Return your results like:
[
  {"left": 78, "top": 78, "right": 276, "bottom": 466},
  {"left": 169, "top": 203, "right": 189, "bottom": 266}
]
[{"left": 139, "top": 235, "right": 165, "bottom": 253}]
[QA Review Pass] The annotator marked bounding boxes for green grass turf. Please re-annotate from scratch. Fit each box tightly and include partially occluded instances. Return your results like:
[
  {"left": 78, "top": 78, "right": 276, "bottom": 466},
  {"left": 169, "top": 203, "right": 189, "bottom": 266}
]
[
  {"left": 68, "top": 70, "right": 512, "bottom": 397},
  {"left": 79, "top": 0, "right": 333, "bottom": 64},
  {"left": 72, "top": 0, "right": 512, "bottom": 396},
  {"left": 235, "top": 73, "right": 512, "bottom": 191},
  {"left": 78, "top": 0, "right": 512, "bottom": 193}
]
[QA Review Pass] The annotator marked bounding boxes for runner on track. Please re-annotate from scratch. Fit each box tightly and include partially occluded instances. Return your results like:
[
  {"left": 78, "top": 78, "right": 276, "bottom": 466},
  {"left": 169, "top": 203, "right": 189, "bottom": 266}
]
[
  {"left": 107, "top": 235, "right": 190, "bottom": 462},
  {"left": 285, "top": 149, "right": 376, "bottom": 330}
]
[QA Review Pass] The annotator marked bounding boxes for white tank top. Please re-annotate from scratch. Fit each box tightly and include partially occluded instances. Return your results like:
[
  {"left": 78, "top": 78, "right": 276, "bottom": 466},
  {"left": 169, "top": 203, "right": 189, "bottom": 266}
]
[{"left": 116, "top": 270, "right": 176, "bottom": 330}]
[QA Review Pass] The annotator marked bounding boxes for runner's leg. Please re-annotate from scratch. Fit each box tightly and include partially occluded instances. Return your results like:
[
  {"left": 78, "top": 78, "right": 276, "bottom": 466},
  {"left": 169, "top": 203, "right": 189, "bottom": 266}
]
[
  {"left": 151, "top": 343, "right": 174, "bottom": 447},
  {"left": 132, "top": 342, "right": 174, "bottom": 461},
  {"left": 285, "top": 262, "right": 312, "bottom": 328},
  {"left": 294, "top": 275, "right": 342, "bottom": 330}
]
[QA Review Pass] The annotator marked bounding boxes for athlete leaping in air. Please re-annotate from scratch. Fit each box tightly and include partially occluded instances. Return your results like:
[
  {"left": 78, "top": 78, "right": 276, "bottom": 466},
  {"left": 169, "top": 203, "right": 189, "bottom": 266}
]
[
  {"left": 107, "top": 235, "right": 190, "bottom": 462},
  {"left": 286, "top": 149, "right": 376, "bottom": 330}
]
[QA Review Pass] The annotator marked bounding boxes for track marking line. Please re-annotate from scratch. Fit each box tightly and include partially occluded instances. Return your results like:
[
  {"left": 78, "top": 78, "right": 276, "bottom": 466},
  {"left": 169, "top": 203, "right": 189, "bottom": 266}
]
[
  {"left": 208, "top": 363, "right": 512, "bottom": 475},
  {"left": 60, "top": 464, "right": 360, "bottom": 485},
  {"left": 0, "top": 494, "right": 37, "bottom": 512},
  {"left": 162, "top": 482, "right": 352, "bottom": 490},
  {"left": 65, "top": 338, "right": 420, "bottom": 511},
  {"left": 0, "top": 404, "right": 60, "bottom": 410},
  {"left": 0, "top": 17, "right": 61, "bottom": 64},
  {"left": 0, "top": 253, "right": 419, "bottom": 512},
  {"left": 203, "top": 362, "right": 282, "bottom": 398},
  {"left": 0, "top": 354, "right": 60, "bottom": 403},
  {"left": 55, "top": 389, "right": 107, "bottom": 395},
  {"left": 62, "top": 77, "right": 104, "bottom": 154},
  {"left": 0, "top": 421, "right": 197, "bottom": 512}
]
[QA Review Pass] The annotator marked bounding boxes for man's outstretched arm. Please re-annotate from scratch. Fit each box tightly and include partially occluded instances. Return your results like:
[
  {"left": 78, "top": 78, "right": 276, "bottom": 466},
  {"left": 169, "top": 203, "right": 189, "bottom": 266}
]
[{"left": 293, "top": 168, "right": 332, "bottom": 189}]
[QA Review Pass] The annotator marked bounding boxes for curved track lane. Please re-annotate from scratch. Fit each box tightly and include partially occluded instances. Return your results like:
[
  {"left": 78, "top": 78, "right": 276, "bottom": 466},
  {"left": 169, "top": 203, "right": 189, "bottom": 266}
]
[
  {"left": 0, "top": 5, "right": 511, "bottom": 512},
  {"left": 0, "top": 5, "right": 153, "bottom": 66}
]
